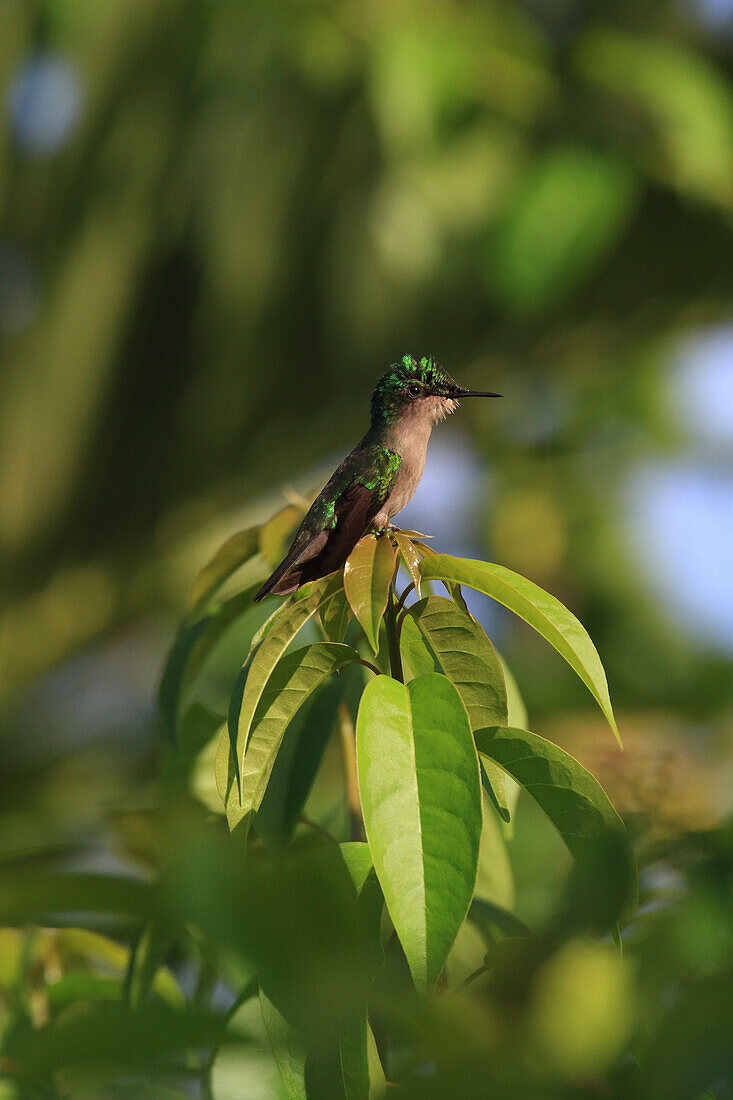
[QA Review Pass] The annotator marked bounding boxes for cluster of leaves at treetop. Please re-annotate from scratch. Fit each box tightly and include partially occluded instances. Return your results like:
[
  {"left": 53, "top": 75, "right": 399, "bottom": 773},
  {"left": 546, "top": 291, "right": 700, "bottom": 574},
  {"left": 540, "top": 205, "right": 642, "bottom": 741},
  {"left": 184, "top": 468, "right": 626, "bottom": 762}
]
[{"left": 156, "top": 504, "right": 638, "bottom": 1095}]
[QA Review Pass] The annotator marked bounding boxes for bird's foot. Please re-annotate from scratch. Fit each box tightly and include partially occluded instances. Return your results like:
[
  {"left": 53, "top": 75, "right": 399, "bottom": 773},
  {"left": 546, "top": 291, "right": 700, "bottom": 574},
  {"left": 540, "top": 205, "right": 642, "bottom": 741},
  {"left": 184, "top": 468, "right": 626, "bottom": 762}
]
[{"left": 373, "top": 522, "right": 402, "bottom": 540}]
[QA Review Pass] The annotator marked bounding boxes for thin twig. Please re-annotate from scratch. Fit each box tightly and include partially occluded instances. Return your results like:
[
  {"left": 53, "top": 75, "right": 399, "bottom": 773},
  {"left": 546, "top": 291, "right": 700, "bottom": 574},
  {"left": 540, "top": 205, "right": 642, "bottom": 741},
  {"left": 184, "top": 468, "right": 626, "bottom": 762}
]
[
  {"left": 457, "top": 961, "right": 491, "bottom": 991},
  {"left": 299, "top": 816, "right": 340, "bottom": 845},
  {"left": 396, "top": 604, "right": 410, "bottom": 642},
  {"left": 394, "top": 581, "right": 416, "bottom": 616},
  {"left": 354, "top": 657, "right": 381, "bottom": 677}
]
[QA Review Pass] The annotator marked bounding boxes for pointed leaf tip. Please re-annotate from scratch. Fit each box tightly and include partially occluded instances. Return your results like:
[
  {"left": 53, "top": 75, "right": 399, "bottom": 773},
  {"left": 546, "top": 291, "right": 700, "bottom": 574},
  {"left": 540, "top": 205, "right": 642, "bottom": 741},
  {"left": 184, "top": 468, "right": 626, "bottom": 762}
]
[
  {"left": 420, "top": 554, "right": 621, "bottom": 748},
  {"left": 344, "top": 535, "right": 395, "bottom": 653}
]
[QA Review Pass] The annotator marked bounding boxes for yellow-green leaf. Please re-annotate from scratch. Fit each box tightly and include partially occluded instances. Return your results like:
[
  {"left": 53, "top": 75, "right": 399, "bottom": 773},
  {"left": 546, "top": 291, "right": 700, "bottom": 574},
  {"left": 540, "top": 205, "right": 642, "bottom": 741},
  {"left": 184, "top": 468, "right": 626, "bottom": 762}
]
[
  {"left": 223, "top": 642, "right": 359, "bottom": 833},
  {"left": 259, "top": 505, "right": 302, "bottom": 566},
  {"left": 356, "top": 673, "right": 482, "bottom": 990},
  {"left": 344, "top": 535, "right": 396, "bottom": 653},
  {"left": 392, "top": 532, "right": 422, "bottom": 597},
  {"left": 188, "top": 526, "right": 260, "bottom": 614},
  {"left": 227, "top": 572, "right": 344, "bottom": 792},
  {"left": 475, "top": 726, "right": 637, "bottom": 920},
  {"left": 420, "top": 554, "right": 621, "bottom": 747},
  {"left": 405, "top": 595, "right": 510, "bottom": 820}
]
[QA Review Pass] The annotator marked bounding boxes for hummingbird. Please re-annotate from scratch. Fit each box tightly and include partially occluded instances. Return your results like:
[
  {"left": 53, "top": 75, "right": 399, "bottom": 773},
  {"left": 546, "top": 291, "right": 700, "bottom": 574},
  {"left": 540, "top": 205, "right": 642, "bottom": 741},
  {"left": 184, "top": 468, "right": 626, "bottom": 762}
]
[{"left": 254, "top": 355, "right": 501, "bottom": 600}]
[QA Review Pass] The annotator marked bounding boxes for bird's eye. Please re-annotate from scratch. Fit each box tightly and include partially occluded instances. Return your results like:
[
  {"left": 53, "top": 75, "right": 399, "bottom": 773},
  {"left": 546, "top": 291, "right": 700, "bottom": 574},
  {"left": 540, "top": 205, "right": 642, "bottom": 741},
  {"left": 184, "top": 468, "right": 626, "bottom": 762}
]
[{"left": 407, "top": 384, "right": 421, "bottom": 398}]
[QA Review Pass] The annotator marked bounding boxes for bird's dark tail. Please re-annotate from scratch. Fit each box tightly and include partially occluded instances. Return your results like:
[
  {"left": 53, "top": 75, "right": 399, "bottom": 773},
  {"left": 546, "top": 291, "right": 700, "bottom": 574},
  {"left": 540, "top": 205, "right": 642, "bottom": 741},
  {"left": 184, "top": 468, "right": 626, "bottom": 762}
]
[{"left": 253, "top": 538, "right": 306, "bottom": 602}]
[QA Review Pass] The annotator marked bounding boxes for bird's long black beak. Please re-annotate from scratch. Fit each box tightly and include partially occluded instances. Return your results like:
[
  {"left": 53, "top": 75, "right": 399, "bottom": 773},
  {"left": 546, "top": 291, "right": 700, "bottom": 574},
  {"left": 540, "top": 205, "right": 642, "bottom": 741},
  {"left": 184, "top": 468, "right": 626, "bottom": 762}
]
[{"left": 451, "top": 387, "right": 502, "bottom": 398}]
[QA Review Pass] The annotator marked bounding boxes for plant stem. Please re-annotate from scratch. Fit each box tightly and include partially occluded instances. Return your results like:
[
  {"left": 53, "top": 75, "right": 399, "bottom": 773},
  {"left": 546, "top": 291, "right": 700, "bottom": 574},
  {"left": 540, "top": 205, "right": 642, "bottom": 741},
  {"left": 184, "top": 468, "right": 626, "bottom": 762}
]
[
  {"left": 124, "top": 918, "right": 161, "bottom": 1009},
  {"left": 338, "top": 702, "right": 363, "bottom": 841},
  {"left": 457, "top": 961, "right": 491, "bottom": 991},
  {"left": 354, "top": 656, "right": 381, "bottom": 677},
  {"left": 299, "top": 816, "right": 339, "bottom": 844},
  {"left": 385, "top": 584, "right": 404, "bottom": 683},
  {"left": 394, "top": 581, "right": 415, "bottom": 615}
]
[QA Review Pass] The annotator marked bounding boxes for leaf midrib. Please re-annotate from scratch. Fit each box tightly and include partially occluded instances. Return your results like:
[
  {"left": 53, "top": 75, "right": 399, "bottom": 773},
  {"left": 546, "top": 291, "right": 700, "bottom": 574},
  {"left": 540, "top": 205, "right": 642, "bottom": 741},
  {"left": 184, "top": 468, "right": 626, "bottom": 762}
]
[{"left": 424, "top": 557, "right": 617, "bottom": 736}]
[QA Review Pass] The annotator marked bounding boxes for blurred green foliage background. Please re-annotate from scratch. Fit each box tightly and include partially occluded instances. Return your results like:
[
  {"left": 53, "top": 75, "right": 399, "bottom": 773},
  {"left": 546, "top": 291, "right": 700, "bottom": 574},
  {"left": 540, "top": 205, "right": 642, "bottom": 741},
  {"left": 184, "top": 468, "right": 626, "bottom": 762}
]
[{"left": 0, "top": 0, "right": 732, "bottom": 1095}]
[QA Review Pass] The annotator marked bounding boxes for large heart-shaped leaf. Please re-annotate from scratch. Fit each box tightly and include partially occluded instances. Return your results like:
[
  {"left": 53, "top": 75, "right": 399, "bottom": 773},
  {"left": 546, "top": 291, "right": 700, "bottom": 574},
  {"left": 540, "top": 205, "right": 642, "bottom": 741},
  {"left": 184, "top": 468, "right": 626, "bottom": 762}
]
[
  {"left": 227, "top": 572, "right": 344, "bottom": 791},
  {"left": 420, "top": 554, "right": 621, "bottom": 746},
  {"left": 344, "top": 536, "right": 395, "bottom": 652},
  {"left": 356, "top": 673, "right": 482, "bottom": 990},
  {"left": 405, "top": 596, "right": 510, "bottom": 819},
  {"left": 219, "top": 642, "right": 358, "bottom": 832},
  {"left": 474, "top": 726, "right": 637, "bottom": 918}
]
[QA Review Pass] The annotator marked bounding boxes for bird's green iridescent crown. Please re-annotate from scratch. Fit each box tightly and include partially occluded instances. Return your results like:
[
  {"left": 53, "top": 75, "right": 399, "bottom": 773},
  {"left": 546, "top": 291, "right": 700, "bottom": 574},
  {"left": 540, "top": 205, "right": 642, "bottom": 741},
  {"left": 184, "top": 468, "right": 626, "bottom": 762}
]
[{"left": 371, "top": 354, "right": 456, "bottom": 423}]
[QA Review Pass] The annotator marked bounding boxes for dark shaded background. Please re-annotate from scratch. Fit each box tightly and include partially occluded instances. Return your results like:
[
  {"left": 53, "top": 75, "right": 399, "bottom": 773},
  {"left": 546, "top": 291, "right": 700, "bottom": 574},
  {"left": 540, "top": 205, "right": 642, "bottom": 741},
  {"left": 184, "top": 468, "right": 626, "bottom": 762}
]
[{"left": 0, "top": 0, "right": 731, "bottom": 1094}]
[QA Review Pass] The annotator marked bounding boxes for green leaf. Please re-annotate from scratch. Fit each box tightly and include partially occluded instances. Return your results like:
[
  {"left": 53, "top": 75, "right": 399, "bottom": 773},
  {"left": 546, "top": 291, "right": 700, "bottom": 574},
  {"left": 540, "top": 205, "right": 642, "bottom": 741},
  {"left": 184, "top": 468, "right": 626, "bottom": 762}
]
[
  {"left": 399, "top": 615, "right": 439, "bottom": 678},
  {"left": 236, "top": 845, "right": 384, "bottom": 1041},
  {"left": 125, "top": 919, "right": 168, "bottom": 1011},
  {"left": 256, "top": 670, "right": 362, "bottom": 847},
  {"left": 0, "top": 873, "right": 152, "bottom": 927},
  {"left": 474, "top": 726, "right": 637, "bottom": 918},
  {"left": 7, "top": 1002, "right": 228, "bottom": 1077},
  {"left": 344, "top": 535, "right": 396, "bottom": 652},
  {"left": 159, "top": 585, "right": 260, "bottom": 741},
  {"left": 356, "top": 673, "right": 482, "bottom": 990},
  {"left": 474, "top": 790, "right": 515, "bottom": 911},
  {"left": 406, "top": 597, "right": 507, "bottom": 728},
  {"left": 412, "top": 541, "right": 467, "bottom": 608},
  {"left": 261, "top": 990, "right": 307, "bottom": 1100},
  {"left": 167, "top": 703, "right": 223, "bottom": 794},
  {"left": 487, "top": 144, "right": 637, "bottom": 313},
  {"left": 405, "top": 596, "right": 510, "bottom": 819},
  {"left": 468, "top": 897, "right": 532, "bottom": 940},
  {"left": 480, "top": 760, "right": 511, "bottom": 824},
  {"left": 420, "top": 554, "right": 621, "bottom": 746},
  {"left": 339, "top": 1010, "right": 370, "bottom": 1100},
  {"left": 365, "top": 1022, "right": 387, "bottom": 1098},
  {"left": 321, "top": 585, "right": 352, "bottom": 642},
  {"left": 494, "top": 654, "right": 525, "bottom": 832},
  {"left": 261, "top": 846, "right": 382, "bottom": 1100},
  {"left": 338, "top": 841, "right": 376, "bottom": 894},
  {"left": 498, "top": 652, "right": 528, "bottom": 729},
  {"left": 222, "top": 642, "right": 359, "bottom": 833},
  {"left": 392, "top": 531, "right": 422, "bottom": 596},
  {"left": 577, "top": 29, "right": 733, "bottom": 204},
  {"left": 259, "top": 505, "right": 302, "bottom": 566},
  {"left": 188, "top": 526, "right": 260, "bottom": 614},
  {"left": 45, "top": 974, "right": 122, "bottom": 1009},
  {"left": 227, "top": 572, "right": 344, "bottom": 792},
  {"left": 302, "top": 1011, "right": 383, "bottom": 1100}
]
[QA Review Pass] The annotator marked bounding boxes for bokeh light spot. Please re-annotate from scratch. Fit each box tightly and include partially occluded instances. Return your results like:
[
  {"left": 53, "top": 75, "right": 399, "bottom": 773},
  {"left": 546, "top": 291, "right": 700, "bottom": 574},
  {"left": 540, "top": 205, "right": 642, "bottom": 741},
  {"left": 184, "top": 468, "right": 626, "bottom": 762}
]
[{"left": 7, "top": 53, "right": 84, "bottom": 157}]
